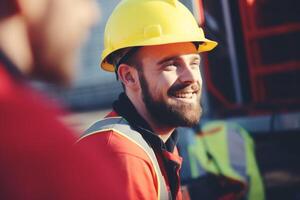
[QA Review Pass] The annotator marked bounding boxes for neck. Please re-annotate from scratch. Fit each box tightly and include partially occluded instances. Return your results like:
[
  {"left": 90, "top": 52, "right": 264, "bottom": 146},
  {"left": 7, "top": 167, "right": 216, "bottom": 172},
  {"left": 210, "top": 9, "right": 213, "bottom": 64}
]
[
  {"left": 149, "top": 125, "right": 175, "bottom": 143},
  {"left": 127, "top": 91, "right": 175, "bottom": 142},
  {"left": 0, "top": 15, "right": 33, "bottom": 75}
]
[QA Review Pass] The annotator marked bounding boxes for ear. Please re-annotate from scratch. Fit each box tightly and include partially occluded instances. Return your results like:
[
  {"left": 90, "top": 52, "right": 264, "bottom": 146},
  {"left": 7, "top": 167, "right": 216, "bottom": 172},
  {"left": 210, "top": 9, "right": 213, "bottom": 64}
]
[{"left": 118, "top": 64, "right": 140, "bottom": 91}]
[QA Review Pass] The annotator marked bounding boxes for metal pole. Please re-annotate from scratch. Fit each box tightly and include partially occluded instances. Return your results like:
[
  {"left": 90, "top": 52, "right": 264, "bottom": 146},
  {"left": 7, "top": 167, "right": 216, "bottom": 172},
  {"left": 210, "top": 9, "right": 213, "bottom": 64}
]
[{"left": 220, "top": 0, "right": 243, "bottom": 104}]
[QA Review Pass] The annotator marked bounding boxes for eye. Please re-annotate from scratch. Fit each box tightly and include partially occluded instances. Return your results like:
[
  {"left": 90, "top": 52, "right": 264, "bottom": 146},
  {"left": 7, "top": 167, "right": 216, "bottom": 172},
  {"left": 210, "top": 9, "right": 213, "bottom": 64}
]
[
  {"left": 161, "top": 61, "right": 179, "bottom": 71},
  {"left": 191, "top": 61, "right": 200, "bottom": 66},
  {"left": 190, "top": 59, "right": 200, "bottom": 69}
]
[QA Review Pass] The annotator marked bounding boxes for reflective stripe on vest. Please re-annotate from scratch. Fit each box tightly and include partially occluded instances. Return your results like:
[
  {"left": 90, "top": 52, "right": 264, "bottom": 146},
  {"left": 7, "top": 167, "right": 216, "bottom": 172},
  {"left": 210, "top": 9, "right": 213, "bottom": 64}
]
[
  {"left": 188, "top": 123, "right": 248, "bottom": 183},
  {"left": 227, "top": 126, "right": 247, "bottom": 181},
  {"left": 78, "top": 117, "right": 170, "bottom": 200}
]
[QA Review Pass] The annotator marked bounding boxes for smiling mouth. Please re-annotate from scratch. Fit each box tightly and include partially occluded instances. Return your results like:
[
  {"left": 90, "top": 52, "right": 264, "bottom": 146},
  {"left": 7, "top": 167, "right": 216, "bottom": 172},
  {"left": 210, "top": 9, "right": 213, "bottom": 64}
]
[
  {"left": 172, "top": 91, "right": 197, "bottom": 99},
  {"left": 168, "top": 83, "right": 200, "bottom": 101},
  {"left": 169, "top": 90, "right": 200, "bottom": 103}
]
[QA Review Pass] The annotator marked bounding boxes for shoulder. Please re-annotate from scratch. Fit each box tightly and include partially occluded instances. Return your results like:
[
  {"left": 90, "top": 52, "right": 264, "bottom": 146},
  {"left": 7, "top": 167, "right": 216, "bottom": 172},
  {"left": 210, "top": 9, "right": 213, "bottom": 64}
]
[
  {"left": 203, "top": 121, "right": 252, "bottom": 139},
  {"left": 77, "top": 126, "right": 153, "bottom": 164},
  {"left": 0, "top": 82, "right": 74, "bottom": 138},
  {"left": 77, "top": 126, "right": 159, "bottom": 198}
]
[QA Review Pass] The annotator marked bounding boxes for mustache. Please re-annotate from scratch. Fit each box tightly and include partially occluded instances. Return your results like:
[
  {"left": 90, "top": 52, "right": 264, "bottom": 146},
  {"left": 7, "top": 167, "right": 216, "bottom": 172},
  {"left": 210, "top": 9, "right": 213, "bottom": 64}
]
[{"left": 168, "top": 82, "right": 200, "bottom": 95}]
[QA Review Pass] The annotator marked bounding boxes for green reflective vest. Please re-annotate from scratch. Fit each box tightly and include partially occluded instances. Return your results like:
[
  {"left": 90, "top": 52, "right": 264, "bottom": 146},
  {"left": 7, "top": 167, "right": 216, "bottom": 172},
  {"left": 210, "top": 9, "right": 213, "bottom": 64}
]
[{"left": 178, "top": 121, "right": 265, "bottom": 200}]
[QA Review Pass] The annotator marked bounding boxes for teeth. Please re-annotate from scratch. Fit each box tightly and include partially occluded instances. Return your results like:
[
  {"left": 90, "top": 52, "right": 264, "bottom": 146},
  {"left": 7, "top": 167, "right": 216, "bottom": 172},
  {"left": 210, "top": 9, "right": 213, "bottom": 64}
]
[{"left": 174, "top": 93, "right": 194, "bottom": 99}]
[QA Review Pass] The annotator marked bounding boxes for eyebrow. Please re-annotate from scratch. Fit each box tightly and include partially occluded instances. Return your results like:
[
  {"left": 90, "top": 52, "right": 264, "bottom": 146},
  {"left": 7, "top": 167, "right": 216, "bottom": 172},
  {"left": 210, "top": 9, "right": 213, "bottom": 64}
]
[{"left": 157, "top": 54, "right": 200, "bottom": 65}]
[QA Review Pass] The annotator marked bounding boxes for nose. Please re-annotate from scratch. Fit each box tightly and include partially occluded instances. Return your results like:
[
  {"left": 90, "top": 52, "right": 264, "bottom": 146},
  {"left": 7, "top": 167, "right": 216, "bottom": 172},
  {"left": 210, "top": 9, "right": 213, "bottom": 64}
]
[{"left": 178, "top": 63, "right": 201, "bottom": 84}]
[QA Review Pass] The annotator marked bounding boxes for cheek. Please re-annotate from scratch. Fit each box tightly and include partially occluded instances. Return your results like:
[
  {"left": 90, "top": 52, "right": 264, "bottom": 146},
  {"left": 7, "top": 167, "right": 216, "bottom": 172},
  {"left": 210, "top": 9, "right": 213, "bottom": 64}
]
[
  {"left": 160, "top": 71, "right": 178, "bottom": 85},
  {"left": 198, "top": 73, "right": 203, "bottom": 85},
  {"left": 192, "top": 68, "right": 203, "bottom": 86},
  {"left": 154, "top": 72, "right": 177, "bottom": 95}
]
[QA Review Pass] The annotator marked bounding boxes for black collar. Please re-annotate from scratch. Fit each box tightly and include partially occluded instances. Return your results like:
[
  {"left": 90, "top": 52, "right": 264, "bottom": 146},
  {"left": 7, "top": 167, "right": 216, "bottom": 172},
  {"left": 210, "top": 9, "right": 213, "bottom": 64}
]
[{"left": 113, "top": 93, "right": 179, "bottom": 153}]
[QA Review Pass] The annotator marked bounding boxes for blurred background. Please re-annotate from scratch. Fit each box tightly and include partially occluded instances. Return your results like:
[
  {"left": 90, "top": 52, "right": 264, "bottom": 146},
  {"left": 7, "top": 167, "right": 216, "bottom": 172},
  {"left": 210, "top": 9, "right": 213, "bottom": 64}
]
[{"left": 35, "top": 0, "right": 300, "bottom": 199}]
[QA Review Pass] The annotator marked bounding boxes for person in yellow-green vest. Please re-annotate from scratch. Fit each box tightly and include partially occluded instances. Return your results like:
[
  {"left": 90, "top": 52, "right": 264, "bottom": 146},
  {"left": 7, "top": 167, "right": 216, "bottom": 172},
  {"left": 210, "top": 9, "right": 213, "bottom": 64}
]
[{"left": 177, "top": 121, "right": 265, "bottom": 200}]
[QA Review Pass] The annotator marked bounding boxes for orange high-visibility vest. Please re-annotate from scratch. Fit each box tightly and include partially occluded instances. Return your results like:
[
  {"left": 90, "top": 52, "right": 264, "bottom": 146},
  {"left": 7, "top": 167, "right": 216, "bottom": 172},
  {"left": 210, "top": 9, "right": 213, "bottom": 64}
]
[{"left": 78, "top": 117, "right": 170, "bottom": 200}]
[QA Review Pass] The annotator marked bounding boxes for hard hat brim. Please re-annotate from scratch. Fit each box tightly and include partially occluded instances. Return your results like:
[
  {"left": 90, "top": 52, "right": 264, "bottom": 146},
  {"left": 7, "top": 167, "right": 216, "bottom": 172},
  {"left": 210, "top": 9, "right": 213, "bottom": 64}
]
[{"left": 100, "top": 39, "right": 218, "bottom": 72}]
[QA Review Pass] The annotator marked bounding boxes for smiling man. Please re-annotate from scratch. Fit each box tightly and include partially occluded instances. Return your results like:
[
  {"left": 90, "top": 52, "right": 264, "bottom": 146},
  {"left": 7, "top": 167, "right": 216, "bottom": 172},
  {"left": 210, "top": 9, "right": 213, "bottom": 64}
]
[
  {"left": 77, "top": 0, "right": 217, "bottom": 199},
  {"left": 128, "top": 42, "right": 203, "bottom": 142}
]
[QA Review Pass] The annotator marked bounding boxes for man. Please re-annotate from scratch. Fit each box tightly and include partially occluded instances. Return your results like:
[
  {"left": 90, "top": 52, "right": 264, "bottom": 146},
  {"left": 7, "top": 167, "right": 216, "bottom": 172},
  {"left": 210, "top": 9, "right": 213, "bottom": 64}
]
[
  {"left": 77, "top": 0, "right": 217, "bottom": 199},
  {"left": 0, "top": 0, "right": 122, "bottom": 199}
]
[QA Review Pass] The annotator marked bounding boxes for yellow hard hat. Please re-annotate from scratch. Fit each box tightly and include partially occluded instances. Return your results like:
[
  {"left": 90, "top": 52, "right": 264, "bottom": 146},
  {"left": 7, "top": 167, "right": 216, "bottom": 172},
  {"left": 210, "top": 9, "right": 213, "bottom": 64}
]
[{"left": 101, "top": 0, "right": 218, "bottom": 72}]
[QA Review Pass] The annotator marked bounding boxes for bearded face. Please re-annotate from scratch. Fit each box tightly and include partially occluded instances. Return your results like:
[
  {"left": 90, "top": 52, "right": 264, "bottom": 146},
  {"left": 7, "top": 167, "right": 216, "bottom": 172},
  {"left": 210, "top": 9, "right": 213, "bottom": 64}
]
[
  {"left": 139, "top": 69, "right": 202, "bottom": 127},
  {"left": 122, "top": 42, "right": 203, "bottom": 129}
]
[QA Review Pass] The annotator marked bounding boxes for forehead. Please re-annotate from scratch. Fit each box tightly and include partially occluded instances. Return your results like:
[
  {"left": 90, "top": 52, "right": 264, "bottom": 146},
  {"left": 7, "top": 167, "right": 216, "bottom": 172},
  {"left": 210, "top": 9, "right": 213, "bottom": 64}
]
[{"left": 136, "top": 42, "right": 199, "bottom": 64}]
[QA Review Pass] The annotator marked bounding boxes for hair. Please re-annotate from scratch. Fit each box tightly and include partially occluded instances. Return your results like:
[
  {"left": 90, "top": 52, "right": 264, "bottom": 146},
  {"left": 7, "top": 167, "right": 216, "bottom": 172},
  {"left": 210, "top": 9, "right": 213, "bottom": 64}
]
[
  {"left": 108, "top": 47, "right": 142, "bottom": 70},
  {"left": 108, "top": 47, "right": 143, "bottom": 90}
]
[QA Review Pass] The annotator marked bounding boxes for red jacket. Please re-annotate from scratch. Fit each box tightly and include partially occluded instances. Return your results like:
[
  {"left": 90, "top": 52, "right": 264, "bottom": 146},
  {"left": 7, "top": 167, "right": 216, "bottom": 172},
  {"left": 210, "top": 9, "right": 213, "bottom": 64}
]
[
  {"left": 0, "top": 53, "right": 122, "bottom": 199},
  {"left": 78, "top": 94, "right": 183, "bottom": 200}
]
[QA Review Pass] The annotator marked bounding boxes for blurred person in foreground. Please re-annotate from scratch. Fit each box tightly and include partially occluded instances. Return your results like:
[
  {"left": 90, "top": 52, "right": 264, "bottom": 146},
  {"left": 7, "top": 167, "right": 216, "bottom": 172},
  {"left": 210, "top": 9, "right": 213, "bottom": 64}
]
[
  {"left": 76, "top": 0, "right": 218, "bottom": 199},
  {"left": 0, "top": 0, "right": 122, "bottom": 199}
]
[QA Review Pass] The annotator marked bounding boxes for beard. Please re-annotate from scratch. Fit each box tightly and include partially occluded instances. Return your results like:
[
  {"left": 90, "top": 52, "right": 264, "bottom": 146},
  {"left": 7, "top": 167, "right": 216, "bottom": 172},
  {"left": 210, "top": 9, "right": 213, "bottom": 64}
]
[{"left": 138, "top": 71, "right": 202, "bottom": 127}]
